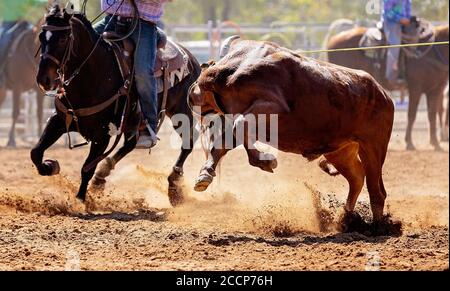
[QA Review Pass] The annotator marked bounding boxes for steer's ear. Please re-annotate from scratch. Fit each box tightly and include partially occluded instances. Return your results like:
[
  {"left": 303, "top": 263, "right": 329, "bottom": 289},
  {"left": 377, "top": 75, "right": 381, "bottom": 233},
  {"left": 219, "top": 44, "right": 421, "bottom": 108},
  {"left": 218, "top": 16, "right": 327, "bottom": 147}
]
[{"left": 201, "top": 60, "right": 216, "bottom": 71}]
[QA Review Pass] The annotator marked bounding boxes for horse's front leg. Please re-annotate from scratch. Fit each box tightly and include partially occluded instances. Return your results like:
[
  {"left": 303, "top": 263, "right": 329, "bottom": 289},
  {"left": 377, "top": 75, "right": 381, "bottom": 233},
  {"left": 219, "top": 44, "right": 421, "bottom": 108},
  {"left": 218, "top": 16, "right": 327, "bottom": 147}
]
[
  {"left": 92, "top": 133, "right": 137, "bottom": 186},
  {"left": 30, "top": 114, "right": 65, "bottom": 176},
  {"left": 77, "top": 137, "right": 110, "bottom": 201}
]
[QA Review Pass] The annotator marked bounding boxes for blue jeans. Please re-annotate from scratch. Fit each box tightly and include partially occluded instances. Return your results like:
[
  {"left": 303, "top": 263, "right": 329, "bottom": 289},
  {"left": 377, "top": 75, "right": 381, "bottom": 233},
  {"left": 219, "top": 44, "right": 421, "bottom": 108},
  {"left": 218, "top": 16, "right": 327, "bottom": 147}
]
[
  {"left": 94, "top": 15, "right": 159, "bottom": 132},
  {"left": 384, "top": 21, "right": 402, "bottom": 82}
]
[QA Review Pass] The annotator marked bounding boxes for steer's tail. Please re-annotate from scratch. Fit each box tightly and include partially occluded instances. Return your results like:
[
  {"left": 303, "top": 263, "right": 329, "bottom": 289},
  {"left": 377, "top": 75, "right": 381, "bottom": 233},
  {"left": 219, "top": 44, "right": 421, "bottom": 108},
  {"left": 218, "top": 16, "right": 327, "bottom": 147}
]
[{"left": 319, "top": 158, "right": 340, "bottom": 177}]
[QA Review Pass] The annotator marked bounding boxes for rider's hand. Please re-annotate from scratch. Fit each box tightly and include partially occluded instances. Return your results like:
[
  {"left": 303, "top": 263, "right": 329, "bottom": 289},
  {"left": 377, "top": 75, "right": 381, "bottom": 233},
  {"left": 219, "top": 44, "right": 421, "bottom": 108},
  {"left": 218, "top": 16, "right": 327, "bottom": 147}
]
[{"left": 400, "top": 18, "right": 411, "bottom": 26}]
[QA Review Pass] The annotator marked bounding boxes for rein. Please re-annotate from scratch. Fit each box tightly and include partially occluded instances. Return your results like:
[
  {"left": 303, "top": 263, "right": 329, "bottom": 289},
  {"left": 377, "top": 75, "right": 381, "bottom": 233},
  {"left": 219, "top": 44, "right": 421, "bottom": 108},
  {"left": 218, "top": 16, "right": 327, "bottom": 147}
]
[{"left": 40, "top": 12, "right": 134, "bottom": 172}]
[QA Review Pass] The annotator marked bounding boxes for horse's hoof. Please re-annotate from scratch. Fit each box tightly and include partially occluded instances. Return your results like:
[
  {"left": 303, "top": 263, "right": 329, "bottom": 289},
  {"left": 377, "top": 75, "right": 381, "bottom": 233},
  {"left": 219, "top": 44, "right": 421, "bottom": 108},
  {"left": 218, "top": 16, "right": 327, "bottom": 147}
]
[
  {"left": 6, "top": 140, "right": 16, "bottom": 148},
  {"left": 194, "top": 174, "right": 213, "bottom": 192},
  {"left": 434, "top": 145, "right": 445, "bottom": 152},
  {"left": 43, "top": 159, "right": 60, "bottom": 176},
  {"left": 441, "top": 127, "right": 449, "bottom": 142},
  {"left": 76, "top": 194, "right": 86, "bottom": 202},
  {"left": 168, "top": 186, "right": 185, "bottom": 207},
  {"left": 406, "top": 143, "right": 416, "bottom": 151}
]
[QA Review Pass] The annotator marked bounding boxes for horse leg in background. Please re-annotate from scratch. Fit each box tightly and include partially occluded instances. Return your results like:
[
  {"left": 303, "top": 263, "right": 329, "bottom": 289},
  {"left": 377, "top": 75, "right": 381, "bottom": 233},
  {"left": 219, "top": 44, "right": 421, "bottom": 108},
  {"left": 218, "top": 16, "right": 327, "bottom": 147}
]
[
  {"left": 444, "top": 96, "right": 450, "bottom": 142},
  {"left": 30, "top": 114, "right": 65, "bottom": 176},
  {"left": 7, "top": 89, "right": 20, "bottom": 147},
  {"left": 0, "top": 88, "right": 6, "bottom": 107},
  {"left": 400, "top": 88, "right": 406, "bottom": 104},
  {"left": 405, "top": 90, "right": 422, "bottom": 151},
  {"left": 77, "top": 136, "right": 111, "bottom": 201},
  {"left": 426, "top": 92, "right": 443, "bottom": 151},
  {"left": 92, "top": 132, "right": 137, "bottom": 187},
  {"left": 437, "top": 91, "right": 448, "bottom": 142}
]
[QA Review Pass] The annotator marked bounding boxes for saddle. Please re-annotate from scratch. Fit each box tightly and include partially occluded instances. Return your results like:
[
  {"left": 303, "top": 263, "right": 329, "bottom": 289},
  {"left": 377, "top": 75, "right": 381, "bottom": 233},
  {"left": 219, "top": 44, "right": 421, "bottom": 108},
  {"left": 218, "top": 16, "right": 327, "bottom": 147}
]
[
  {"left": 359, "top": 18, "right": 436, "bottom": 59},
  {"left": 103, "top": 27, "right": 189, "bottom": 132}
]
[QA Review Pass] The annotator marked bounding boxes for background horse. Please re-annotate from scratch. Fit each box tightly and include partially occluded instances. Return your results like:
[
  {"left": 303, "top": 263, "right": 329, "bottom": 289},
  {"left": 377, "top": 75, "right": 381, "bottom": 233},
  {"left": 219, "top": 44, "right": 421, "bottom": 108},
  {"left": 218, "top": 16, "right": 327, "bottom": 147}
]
[
  {"left": 32, "top": 8, "right": 201, "bottom": 206},
  {"left": 327, "top": 24, "right": 449, "bottom": 151},
  {"left": 0, "top": 23, "right": 44, "bottom": 147}
]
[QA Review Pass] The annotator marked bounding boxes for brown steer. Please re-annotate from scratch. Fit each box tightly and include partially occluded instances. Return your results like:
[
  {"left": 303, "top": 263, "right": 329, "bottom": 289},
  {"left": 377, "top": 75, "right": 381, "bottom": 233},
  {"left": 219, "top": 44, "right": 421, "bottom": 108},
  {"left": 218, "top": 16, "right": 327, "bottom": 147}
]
[{"left": 189, "top": 37, "right": 395, "bottom": 222}]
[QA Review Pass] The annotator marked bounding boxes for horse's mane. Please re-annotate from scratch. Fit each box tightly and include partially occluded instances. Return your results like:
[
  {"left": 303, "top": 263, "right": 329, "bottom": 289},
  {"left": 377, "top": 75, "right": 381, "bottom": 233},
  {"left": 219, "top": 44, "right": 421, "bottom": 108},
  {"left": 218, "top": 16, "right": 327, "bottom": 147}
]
[
  {"left": 45, "top": 7, "right": 100, "bottom": 41},
  {"left": 71, "top": 13, "right": 100, "bottom": 41}
]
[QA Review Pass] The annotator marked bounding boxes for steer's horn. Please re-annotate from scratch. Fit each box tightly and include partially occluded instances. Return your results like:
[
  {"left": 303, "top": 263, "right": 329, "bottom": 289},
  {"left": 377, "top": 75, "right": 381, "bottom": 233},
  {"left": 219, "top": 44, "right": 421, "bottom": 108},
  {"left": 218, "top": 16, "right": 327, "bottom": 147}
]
[{"left": 219, "top": 35, "right": 241, "bottom": 59}]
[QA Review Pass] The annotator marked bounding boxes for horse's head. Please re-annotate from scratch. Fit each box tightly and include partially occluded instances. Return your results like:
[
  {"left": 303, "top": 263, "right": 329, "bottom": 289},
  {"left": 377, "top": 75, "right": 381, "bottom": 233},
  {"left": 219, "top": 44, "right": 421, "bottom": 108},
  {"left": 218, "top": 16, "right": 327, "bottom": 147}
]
[
  {"left": 36, "top": 5, "right": 73, "bottom": 91},
  {"left": 402, "top": 16, "right": 421, "bottom": 39},
  {"left": 36, "top": 5, "right": 97, "bottom": 91}
]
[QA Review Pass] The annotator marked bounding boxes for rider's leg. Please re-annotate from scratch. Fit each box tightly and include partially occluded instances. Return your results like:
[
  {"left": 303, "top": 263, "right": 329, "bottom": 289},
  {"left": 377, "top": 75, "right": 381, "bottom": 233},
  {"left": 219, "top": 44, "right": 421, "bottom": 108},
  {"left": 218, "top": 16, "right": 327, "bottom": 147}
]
[
  {"left": 92, "top": 15, "right": 115, "bottom": 34},
  {"left": 384, "top": 21, "right": 402, "bottom": 84},
  {"left": 131, "top": 21, "right": 159, "bottom": 149}
]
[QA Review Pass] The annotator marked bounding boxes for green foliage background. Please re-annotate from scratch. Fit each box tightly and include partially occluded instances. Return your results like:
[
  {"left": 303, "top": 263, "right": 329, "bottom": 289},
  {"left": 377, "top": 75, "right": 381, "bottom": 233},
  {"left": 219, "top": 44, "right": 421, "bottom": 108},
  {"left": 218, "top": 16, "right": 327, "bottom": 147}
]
[{"left": 17, "top": 0, "right": 449, "bottom": 25}]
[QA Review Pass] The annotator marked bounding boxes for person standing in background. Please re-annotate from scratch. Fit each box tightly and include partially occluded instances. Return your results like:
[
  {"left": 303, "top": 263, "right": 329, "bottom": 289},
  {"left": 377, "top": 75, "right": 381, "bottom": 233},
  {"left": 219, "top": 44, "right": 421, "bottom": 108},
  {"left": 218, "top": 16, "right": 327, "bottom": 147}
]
[{"left": 382, "top": 0, "right": 412, "bottom": 88}]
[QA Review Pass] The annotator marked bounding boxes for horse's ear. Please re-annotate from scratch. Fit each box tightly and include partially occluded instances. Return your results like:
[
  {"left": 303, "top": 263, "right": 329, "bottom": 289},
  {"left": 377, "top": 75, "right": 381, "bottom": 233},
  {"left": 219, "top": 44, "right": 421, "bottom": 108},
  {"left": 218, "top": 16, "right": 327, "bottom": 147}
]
[{"left": 64, "top": 1, "right": 75, "bottom": 15}]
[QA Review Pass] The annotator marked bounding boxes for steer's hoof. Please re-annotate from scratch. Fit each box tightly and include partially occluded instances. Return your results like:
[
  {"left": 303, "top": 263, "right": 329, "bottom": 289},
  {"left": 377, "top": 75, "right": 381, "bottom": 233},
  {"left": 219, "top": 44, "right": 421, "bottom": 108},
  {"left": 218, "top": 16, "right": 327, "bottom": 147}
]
[
  {"left": 92, "top": 175, "right": 107, "bottom": 186},
  {"left": 194, "top": 174, "right": 213, "bottom": 192},
  {"left": 43, "top": 159, "right": 60, "bottom": 176}
]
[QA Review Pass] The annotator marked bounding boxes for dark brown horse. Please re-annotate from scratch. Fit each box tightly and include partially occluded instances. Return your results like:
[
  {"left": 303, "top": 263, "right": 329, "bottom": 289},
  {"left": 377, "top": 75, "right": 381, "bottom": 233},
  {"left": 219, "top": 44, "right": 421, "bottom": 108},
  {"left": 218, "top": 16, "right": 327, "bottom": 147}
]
[
  {"left": 190, "top": 37, "right": 395, "bottom": 229},
  {"left": 327, "top": 24, "right": 449, "bottom": 151},
  {"left": 0, "top": 23, "right": 44, "bottom": 147},
  {"left": 32, "top": 8, "right": 204, "bottom": 205}
]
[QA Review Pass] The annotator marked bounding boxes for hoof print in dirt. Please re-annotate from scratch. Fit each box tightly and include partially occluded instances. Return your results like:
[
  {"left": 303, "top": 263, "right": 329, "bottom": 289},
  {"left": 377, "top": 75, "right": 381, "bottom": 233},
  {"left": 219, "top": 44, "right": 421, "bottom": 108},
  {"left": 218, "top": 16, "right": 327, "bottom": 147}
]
[{"left": 339, "top": 212, "right": 403, "bottom": 237}]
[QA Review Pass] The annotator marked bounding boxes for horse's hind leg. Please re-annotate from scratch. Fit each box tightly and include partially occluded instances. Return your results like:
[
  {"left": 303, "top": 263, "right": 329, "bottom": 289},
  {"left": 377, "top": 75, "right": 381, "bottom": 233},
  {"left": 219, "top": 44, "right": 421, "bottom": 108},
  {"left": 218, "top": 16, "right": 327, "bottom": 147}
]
[
  {"left": 7, "top": 89, "right": 20, "bottom": 147},
  {"left": 30, "top": 114, "right": 65, "bottom": 176},
  {"left": 0, "top": 88, "right": 6, "bottom": 108},
  {"left": 426, "top": 92, "right": 443, "bottom": 151},
  {"left": 77, "top": 136, "right": 110, "bottom": 201},
  {"left": 405, "top": 90, "right": 421, "bottom": 151},
  {"left": 167, "top": 119, "right": 200, "bottom": 206},
  {"left": 444, "top": 96, "right": 450, "bottom": 142},
  {"left": 93, "top": 133, "right": 137, "bottom": 186}
]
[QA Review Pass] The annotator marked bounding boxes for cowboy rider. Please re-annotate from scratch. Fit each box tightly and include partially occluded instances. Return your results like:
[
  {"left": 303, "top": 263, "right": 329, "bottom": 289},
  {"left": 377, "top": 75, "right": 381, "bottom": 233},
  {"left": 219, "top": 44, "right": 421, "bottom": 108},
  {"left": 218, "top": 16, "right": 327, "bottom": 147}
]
[
  {"left": 382, "top": 0, "right": 412, "bottom": 88},
  {"left": 94, "top": 0, "right": 171, "bottom": 149}
]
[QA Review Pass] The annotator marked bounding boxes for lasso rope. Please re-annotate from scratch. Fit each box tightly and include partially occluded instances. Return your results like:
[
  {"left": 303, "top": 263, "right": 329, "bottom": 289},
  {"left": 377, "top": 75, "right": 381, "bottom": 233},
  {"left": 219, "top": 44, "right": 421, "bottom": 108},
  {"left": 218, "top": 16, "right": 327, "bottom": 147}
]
[{"left": 298, "top": 41, "right": 449, "bottom": 54}]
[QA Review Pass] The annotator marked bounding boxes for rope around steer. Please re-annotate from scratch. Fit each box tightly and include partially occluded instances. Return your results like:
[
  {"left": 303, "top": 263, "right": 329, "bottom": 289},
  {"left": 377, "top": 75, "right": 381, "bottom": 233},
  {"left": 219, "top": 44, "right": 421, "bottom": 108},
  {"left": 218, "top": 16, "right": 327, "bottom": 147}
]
[{"left": 298, "top": 41, "right": 449, "bottom": 54}]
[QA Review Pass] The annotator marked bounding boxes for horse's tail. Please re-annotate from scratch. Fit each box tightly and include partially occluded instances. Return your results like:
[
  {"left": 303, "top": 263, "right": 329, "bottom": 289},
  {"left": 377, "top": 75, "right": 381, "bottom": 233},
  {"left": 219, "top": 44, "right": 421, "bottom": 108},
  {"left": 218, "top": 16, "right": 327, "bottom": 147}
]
[
  {"left": 219, "top": 35, "right": 241, "bottom": 59},
  {"left": 320, "top": 18, "right": 355, "bottom": 61}
]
